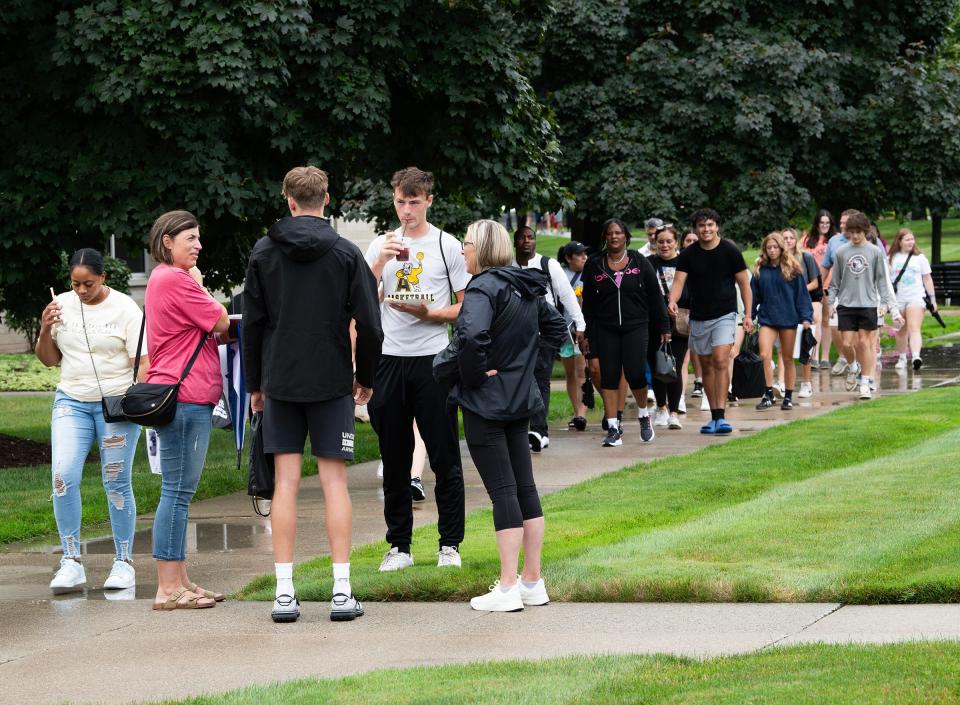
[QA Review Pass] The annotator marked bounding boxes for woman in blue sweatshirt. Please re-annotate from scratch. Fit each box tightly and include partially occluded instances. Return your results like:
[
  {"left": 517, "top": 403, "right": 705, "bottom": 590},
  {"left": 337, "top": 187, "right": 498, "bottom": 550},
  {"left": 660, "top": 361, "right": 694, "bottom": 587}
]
[{"left": 751, "top": 231, "right": 813, "bottom": 410}]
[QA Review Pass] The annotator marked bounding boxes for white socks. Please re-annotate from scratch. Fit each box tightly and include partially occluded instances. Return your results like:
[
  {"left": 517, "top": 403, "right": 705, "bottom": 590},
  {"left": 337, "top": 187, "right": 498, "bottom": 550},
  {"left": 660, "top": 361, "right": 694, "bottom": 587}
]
[
  {"left": 606, "top": 417, "right": 618, "bottom": 429},
  {"left": 333, "top": 562, "right": 352, "bottom": 597},
  {"left": 275, "top": 562, "right": 293, "bottom": 599},
  {"left": 637, "top": 407, "right": 649, "bottom": 419}
]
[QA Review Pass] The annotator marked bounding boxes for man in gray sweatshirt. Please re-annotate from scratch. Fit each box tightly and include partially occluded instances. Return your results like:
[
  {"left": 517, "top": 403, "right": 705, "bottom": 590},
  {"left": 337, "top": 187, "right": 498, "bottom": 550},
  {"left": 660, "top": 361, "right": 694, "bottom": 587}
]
[{"left": 828, "top": 211, "right": 903, "bottom": 400}]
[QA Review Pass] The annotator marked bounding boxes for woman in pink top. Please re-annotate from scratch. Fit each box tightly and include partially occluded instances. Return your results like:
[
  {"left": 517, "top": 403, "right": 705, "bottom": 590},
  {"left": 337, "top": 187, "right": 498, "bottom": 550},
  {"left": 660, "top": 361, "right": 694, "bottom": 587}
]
[
  {"left": 145, "top": 210, "right": 229, "bottom": 610},
  {"left": 804, "top": 209, "right": 835, "bottom": 369}
]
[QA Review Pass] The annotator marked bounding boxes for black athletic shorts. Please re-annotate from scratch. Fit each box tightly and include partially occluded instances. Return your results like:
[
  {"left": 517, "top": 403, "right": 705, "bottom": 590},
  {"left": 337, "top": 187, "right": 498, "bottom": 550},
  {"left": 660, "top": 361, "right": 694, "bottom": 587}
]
[
  {"left": 262, "top": 394, "right": 356, "bottom": 460},
  {"left": 836, "top": 305, "right": 879, "bottom": 332}
]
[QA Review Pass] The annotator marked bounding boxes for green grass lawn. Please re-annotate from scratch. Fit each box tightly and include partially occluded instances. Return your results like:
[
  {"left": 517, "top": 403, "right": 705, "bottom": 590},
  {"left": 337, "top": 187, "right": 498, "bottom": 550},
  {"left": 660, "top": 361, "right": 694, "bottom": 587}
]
[
  {"left": 151, "top": 642, "right": 960, "bottom": 705},
  {"left": 238, "top": 385, "right": 960, "bottom": 604},
  {"left": 0, "top": 391, "right": 580, "bottom": 545},
  {"left": 0, "top": 395, "right": 382, "bottom": 545}
]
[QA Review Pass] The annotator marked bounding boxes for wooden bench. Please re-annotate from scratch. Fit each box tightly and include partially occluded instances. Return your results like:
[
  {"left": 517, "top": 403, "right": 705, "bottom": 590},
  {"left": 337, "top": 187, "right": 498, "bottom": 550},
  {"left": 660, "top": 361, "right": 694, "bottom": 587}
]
[{"left": 930, "top": 262, "right": 960, "bottom": 305}]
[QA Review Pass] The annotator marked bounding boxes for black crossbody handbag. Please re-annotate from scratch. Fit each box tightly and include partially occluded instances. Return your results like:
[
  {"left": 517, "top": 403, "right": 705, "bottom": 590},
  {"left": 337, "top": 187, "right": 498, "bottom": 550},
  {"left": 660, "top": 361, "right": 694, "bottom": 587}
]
[{"left": 81, "top": 302, "right": 209, "bottom": 426}]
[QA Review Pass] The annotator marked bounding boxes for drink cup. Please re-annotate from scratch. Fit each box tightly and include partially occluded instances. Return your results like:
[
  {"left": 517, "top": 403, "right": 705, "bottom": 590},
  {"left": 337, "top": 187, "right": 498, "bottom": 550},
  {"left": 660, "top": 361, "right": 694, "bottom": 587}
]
[{"left": 396, "top": 235, "right": 409, "bottom": 262}]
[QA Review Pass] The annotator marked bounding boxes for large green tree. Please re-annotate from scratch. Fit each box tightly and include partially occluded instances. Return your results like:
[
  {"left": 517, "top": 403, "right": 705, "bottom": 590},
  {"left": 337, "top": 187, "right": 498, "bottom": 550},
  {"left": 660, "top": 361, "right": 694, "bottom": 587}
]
[
  {"left": 0, "top": 0, "right": 559, "bottom": 345},
  {"left": 536, "top": 0, "right": 960, "bottom": 247}
]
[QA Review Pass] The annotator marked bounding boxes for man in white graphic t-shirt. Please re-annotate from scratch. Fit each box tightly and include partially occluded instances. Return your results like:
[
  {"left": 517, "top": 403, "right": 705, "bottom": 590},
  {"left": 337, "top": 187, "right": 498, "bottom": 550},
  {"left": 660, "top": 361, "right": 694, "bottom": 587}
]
[{"left": 365, "top": 167, "right": 470, "bottom": 572}]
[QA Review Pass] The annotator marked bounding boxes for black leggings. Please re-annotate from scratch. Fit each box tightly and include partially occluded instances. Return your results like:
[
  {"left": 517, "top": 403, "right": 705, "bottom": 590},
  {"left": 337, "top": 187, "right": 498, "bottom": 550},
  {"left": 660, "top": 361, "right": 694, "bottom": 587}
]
[
  {"left": 591, "top": 324, "right": 649, "bottom": 389},
  {"left": 648, "top": 335, "right": 689, "bottom": 413},
  {"left": 462, "top": 408, "right": 543, "bottom": 531}
]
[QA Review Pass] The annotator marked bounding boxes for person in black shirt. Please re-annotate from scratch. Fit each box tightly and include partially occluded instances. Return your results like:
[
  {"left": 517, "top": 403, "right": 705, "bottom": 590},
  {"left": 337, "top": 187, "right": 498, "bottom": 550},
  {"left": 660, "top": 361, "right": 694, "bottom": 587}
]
[
  {"left": 582, "top": 219, "right": 670, "bottom": 447},
  {"left": 668, "top": 209, "right": 752, "bottom": 435}
]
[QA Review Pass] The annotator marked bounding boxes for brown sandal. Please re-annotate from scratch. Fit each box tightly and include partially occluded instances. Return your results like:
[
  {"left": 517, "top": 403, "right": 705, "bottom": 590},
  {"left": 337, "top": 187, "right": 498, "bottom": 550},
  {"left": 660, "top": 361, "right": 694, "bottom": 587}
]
[
  {"left": 152, "top": 586, "right": 215, "bottom": 610},
  {"left": 189, "top": 583, "right": 225, "bottom": 602}
]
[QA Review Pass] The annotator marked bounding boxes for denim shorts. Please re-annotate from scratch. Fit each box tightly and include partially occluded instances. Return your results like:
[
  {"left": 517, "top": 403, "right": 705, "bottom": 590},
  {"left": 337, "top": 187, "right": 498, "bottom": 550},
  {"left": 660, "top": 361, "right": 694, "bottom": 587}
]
[{"left": 689, "top": 312, "right": 737, "bottom": 356}]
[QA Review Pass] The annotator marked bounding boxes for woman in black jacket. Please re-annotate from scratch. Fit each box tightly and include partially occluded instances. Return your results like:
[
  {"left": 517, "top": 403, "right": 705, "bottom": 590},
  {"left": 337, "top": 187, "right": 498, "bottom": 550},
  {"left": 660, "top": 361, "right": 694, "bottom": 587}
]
[
  {"left": 582, "top": 219, "right": 671, "bottom": 448},
  {"left": 444, "top": 219, "right": 566, "bottom": 612}
]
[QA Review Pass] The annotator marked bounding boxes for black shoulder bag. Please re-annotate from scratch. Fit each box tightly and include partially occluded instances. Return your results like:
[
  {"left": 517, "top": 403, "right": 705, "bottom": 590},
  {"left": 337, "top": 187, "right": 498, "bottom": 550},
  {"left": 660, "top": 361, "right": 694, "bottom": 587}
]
[{"left": 119, "top": 314, "right": 209, "bottom": 427}]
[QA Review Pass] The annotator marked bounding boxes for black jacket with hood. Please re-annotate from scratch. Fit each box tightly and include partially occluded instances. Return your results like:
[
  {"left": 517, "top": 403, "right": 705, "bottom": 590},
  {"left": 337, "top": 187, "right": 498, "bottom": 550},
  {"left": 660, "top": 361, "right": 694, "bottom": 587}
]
[
  {"left": 448, "top": 267, "right": 567, "bottom": 421},
  {"left": 243, "top": 215, "right": 382, "bottom": 402},
  {"left": 582, "top": 249, "right": 670, "bottom": 340}
]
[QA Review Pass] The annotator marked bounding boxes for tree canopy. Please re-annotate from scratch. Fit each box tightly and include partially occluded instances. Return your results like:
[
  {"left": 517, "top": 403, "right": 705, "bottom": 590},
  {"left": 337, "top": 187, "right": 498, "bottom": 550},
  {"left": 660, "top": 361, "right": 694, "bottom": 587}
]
[
  {"left": 536, "top": 0, "right": 960, "bottom": 245},
  {"left": 0, "top": 0, "right": 559, "bottom": 342},
  {"left": 3, "top": 0, "right": 960, "bottom": 342}
]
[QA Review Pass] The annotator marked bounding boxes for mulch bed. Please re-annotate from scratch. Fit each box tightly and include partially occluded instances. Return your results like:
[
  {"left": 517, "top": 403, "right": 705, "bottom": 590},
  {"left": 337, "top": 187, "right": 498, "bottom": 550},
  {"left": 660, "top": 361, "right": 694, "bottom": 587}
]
[{"left": 0, "top": 433, "right": 52, "bottom": 469}]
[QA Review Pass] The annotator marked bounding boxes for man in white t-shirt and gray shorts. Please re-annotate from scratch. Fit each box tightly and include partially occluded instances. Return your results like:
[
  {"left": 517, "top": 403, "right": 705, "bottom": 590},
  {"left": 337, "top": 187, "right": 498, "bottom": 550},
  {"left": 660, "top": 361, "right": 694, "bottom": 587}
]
[{"left": 365, "top": 167, "right": 471, "bottom": 572}]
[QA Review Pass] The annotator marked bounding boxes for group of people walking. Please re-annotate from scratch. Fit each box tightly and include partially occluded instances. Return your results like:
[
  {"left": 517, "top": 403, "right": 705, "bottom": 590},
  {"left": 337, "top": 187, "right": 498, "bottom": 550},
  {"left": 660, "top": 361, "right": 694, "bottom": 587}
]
[{"left": 37, "top": 165, "right": 939, "bottom": 620}]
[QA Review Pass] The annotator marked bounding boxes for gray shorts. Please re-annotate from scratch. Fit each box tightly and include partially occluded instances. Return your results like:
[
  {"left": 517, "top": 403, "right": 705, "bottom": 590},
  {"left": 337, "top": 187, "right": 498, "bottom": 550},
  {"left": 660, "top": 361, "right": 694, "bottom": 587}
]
[{"left": 689, "top": 312, "right": 737, "bottom": 356}]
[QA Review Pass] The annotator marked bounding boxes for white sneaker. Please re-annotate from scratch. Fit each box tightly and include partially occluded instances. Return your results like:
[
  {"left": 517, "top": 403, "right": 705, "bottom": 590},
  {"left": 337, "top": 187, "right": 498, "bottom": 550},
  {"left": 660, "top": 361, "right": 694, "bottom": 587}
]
[
  {"left": 330, "top": 592, "right": 364, "bottom": 621},
  {"left": 668, "top": 413, "right": 682, "bottom": 429},
  {"left": 540, "top": 435, "right": 550, "bottom": 450},
  {"left": 517, "top": 576, "right": 549, "bottom": 606},
  {"left": 858, "top": 381, "right": 872, "bottom": 400},
  {"left": 437, "top": 546, "right": 462, "bottom": 568},
  {"left": 653, "top": 408, "right": 669, "bottom": 427},
  {"left": 677, "top": 397, "right": 686, "bottom": 414},
  {"left": 646, "top": 389, "right": 656, "bottom": 405},
  {"left": 772, "top": 382, "right": 785, "bottom": 398},
  {"left": 700, "top": 395, "right": 710, "bottom": 411},
  {"left": 831, "top": 357, "right": 849, "bottom": 375},
  {"left": 272, "top": 594, "right": 300, "bottom": 623},
  {"left": 894, "top": 355, "right": 907, "bottom": 370},
  {"left": 797, "top": 382, "right": 813, "bottom": 399},
  {"left": 378, "top": 547, "right": 414, "bottom": 572},
  {"left": 868, "top": 377, "right": 877, "bottom": 391},
  {"left": 50, "top": 558, "right": 86, "bottom": 594},
  {"left": 470, "top": 581, "right": 524, "bottom": 612},
  {"left": 103, "top": 560, "right": 135, "bottom": 590}
]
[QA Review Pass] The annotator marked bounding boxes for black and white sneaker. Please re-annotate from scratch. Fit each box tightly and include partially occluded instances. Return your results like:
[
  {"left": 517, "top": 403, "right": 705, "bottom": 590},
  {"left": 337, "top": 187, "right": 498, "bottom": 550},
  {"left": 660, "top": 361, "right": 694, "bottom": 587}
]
[
  {"left": 691, "top": 380, "right": 704, "bottom": 397},
  {"left": 602, "top": 427, "right": 623, "bottom": 447},
  {"left": 528, "top": 431, "right": 544, "bottom": 452},
  {"left": 330, "top": 593, "right": 364, "bottom": 622},
  {"left": 639, "top": 415, "right": 655, "bottom": 443},
  {"left": 410, "top": 476, "right": 426, "bottom": 502},
  {"left": 755, "top": 396, "right": 774, "bottom": 410},
  {"left": 271, "top": 594, "right": 300, "bottom": 623},
  {"left": 913, "top": 357, "right": 923, "bottom": 371},
  {"left": 780, "top": 398, "right": 793, "bottom": 410}
]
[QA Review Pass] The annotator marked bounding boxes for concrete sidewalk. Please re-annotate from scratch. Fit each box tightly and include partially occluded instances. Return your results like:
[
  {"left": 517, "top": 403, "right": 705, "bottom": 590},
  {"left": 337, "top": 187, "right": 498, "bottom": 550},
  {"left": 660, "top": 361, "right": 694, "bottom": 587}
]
[
  {"left": 3, "top": 599, "right": 959, "bottom": 705},
  {"left": 2, "top": 362, "right": 959, "bottom": 704}
]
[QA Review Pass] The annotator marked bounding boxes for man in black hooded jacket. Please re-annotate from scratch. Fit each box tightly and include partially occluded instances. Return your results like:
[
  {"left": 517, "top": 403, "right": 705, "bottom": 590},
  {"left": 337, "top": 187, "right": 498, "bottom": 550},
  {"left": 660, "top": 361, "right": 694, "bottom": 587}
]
[{"left": 243, "top": 166, "right": 382, "bottom": 624}]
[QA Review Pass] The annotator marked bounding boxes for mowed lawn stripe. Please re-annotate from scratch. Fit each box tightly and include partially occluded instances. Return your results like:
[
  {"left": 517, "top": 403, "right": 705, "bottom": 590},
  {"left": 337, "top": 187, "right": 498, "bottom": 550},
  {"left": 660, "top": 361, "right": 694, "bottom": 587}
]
[
  {"left": 237, "top": 385, "right": 960, "bottom": 602},
  {"left": 147, "top": 642, "right": 960, "bottom": 705},
  {"left": 563, "top": 429, "right": 960, "bottom": 602}
]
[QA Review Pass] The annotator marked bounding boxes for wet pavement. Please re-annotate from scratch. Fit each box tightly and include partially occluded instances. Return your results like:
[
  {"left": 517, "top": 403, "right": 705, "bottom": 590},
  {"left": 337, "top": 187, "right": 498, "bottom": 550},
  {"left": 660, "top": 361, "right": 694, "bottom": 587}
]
[{"left": 1, "top": 358, "right": 958, "bottom": 704}]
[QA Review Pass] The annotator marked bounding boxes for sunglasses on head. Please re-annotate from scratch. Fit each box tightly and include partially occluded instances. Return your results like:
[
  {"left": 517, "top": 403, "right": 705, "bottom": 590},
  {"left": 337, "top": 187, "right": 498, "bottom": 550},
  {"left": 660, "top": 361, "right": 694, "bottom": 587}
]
[{"left": 655, "top": 223, "right": 675, "bottom": 233}]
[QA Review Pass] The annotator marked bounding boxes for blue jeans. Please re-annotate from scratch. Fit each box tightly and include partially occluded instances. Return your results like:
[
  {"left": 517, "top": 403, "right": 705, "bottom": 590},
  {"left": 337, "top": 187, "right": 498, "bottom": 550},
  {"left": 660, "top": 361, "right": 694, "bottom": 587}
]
[
  {"left": 152, "top": 403, "right": 213, "bottom": 561},
  {"left": 51, "top": 391, "right": 140, "bottom": 561}
]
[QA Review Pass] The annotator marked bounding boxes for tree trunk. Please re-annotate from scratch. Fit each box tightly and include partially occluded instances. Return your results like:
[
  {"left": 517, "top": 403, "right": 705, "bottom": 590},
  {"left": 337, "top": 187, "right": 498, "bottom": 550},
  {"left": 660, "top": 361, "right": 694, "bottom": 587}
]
[
  {"left": 569, "top": 212, "right": 605, "bottom": 251},
  {"left": 931, "top": 209, "right": 943, "bottom": 264}
]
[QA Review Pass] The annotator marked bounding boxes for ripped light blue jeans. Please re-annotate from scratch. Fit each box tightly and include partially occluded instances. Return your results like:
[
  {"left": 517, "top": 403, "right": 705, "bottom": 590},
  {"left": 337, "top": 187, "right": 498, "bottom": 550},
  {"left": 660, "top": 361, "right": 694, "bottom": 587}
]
[
  {"left": 152, "top": 403, "right": 213, "bottom": 561},
  {"left": 51, "top": 390, "right": 140, "bottom": 561}
]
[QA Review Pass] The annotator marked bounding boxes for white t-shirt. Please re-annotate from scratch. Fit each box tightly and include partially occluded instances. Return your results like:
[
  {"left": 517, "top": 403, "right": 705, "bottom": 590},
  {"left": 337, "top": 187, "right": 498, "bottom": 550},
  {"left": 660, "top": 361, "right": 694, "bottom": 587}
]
[
  {"left": 889, "top": 252, "right": 932, "bottom": 304},
  {"left": 365, "top": 225, "right": 471, "bottom": 357},
  {"left": 51, "top": 289, "right": 145, "bottom": 401},
  {"left": 517, "top": 254, "right": 586, "bottom": 332}
]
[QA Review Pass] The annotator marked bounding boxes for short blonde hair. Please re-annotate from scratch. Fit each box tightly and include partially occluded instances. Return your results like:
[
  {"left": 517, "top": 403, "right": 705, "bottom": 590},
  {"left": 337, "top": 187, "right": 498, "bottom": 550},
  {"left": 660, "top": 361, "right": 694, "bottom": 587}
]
[
  {"left": 282, "top": 166, "right": 328, "bottom": 209},
  {"left": 149, "top": 210, "right": 199, "bottom": 265},
  {"left": 466, "top": 219, "right": 513, "bottom": 271}
]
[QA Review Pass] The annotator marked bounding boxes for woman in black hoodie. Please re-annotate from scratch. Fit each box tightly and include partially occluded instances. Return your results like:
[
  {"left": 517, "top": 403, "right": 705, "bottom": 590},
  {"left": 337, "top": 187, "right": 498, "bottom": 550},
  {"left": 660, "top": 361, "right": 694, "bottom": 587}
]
[
  {"left": 442, "top": 219, "right": 566, "bottom": 612},
  {"left": 582, "top": 219, "right": 671, "bottom": 448}
]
